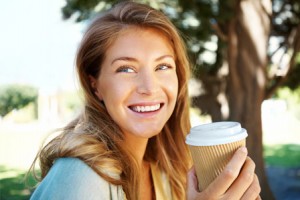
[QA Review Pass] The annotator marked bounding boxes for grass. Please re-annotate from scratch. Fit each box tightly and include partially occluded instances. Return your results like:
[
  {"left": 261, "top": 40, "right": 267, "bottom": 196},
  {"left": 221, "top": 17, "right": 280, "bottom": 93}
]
[
  {"left": 264, "top": 144, "right": 300, "bottom": 167},
  {"left": 0, "top": 121, "right": 49, "bottom": 200},
  {"left": 0, "top": 166, "right": 38, "bottom": 200}
]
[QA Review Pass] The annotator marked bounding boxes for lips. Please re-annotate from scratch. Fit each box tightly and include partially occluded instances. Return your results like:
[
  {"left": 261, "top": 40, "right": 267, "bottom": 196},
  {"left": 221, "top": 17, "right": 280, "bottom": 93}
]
[{"left": 129, "top": 103, "right": 162, "bottom": 113}]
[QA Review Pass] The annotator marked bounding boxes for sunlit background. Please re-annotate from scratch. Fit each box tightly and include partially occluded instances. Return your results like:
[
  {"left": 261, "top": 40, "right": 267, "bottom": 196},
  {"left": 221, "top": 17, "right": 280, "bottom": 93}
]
[{"left": 0, "top": 0, "right": 299, "bottom": 199}]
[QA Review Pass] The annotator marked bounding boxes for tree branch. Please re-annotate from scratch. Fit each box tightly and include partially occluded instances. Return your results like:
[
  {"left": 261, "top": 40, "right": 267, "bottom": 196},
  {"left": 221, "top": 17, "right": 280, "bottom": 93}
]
[{"left": 265, "top": 24, "right": 300, "bottom": 99}]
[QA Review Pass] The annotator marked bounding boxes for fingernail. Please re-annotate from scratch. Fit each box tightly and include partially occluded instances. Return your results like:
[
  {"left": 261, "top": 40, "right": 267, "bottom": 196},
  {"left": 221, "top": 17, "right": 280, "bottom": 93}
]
[{"left": 240, "top": 146, "right": 247, "bottom": 153}]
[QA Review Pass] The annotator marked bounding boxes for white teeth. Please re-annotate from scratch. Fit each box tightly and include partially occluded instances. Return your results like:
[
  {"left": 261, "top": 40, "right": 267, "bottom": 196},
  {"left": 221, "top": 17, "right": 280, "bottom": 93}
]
[{"left": 131, "top": 104, "right": 160, "bottom": 112}]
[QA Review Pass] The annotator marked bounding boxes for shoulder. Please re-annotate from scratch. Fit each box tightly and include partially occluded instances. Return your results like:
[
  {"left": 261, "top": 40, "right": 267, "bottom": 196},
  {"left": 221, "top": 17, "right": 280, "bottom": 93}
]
[{"left": 30, "top": 158, "right": 124, "bottom": 200}]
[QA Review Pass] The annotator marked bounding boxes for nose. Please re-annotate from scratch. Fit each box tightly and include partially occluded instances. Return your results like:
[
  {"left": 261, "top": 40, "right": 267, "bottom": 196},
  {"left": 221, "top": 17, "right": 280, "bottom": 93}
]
[{"left": 136, "top": 70, "right": 159, "bottom": 95}]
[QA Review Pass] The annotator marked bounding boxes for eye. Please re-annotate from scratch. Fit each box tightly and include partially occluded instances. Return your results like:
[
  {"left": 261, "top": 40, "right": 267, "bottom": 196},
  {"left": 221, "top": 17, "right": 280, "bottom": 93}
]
[
  {"left": 116, "top": 66, "right": 136, "bottom": 73},
  {"left": 156, "top": 63, "right": 173, "bottom": 71}
]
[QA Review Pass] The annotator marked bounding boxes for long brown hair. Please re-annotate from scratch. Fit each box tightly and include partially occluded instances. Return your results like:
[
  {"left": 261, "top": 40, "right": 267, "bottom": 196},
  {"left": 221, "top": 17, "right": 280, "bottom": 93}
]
[{"left": 33, "top": 2, "right": 191, "bottom": 199}]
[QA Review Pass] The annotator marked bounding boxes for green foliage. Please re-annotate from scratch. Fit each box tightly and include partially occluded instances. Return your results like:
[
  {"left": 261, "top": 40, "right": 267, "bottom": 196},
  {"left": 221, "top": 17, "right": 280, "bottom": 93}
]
[
  {"left": 275, "top": 87, "right": 300, "bottom": 103},
  {"left": 283, "top": 53, "right": 300, "bottom": 90},
  {"left": 61, "top": 0, "right": 231, "bottom": 76},
  {"left": 264, "top": 144, "right": 300, "bottom": 167},
  {"left": 62, "top": 0, "right": 115, "bottom": 22},
  {"left": 0, "top": 84, "right": 38, "bottom": 117},
  {"left": 61, "top": 0, "right": 300, "bottom": 90},
  {"left": 275, "top": 87, "right": 300, "bottom": 119}
]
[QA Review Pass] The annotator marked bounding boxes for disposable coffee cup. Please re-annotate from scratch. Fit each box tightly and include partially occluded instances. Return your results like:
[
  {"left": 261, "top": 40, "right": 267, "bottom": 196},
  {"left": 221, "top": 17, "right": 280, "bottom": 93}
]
[{"left": 186, "top": 121, "right": 248, "bottom": 191}]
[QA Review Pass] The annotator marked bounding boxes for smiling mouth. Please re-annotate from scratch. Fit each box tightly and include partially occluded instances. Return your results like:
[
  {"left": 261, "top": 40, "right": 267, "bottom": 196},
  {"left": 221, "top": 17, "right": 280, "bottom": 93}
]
[{"left": 129, "top": 103, "right": 163, "bottom": 113}]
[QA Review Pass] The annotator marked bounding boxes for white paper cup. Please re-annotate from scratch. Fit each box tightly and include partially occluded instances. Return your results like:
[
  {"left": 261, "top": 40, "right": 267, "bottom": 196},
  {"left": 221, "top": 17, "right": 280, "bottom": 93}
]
[{"left": 186, "top": 121, "right": 248, "bottom": 191}]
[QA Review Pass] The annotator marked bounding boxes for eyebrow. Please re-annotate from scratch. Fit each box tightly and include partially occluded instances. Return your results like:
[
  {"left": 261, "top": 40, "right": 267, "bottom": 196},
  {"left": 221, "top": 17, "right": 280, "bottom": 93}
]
[{"left": 111, "top": 55, "right": 175, "bottom": 65}]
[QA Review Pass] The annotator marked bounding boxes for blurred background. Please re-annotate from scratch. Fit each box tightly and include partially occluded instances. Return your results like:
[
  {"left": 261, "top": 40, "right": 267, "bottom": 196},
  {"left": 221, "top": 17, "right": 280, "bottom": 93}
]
[{"left": 0, "top": 0, "right": 299, "bottom": 200}]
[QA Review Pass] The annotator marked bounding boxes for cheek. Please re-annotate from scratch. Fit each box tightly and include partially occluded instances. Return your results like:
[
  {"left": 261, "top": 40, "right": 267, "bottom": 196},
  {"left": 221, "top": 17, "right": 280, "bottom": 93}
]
[
  {"left": 164, "top": 75, "right": 179, "bottom": 100},
  {"left": 99, "top": 80, "right": 131, "bottom": 105}
]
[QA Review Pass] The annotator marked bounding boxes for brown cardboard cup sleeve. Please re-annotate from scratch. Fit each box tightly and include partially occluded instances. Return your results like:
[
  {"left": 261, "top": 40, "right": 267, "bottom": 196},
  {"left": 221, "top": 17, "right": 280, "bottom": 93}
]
[{"left": 186, "top": 122, "right": 248, "bottom": 191}]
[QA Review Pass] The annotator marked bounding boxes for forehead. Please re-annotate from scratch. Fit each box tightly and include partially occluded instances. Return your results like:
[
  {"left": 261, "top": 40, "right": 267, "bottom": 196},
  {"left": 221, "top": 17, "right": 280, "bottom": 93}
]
[{"left": 105, "top": 27, "right": 175, "bottom": 57}]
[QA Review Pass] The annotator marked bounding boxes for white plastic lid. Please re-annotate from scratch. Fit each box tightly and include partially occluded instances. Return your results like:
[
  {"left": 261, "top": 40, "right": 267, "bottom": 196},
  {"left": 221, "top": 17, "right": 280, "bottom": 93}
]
[{"left": 186, "top": 121, "right": 248, "bottom": 146}]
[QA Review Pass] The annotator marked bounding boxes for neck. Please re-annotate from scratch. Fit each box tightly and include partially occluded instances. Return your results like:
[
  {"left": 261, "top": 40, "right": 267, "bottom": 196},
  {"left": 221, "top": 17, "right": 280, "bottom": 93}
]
[
  {"left": 123, "top": 133, "right": 149, "bottom": 167},
  {"left": 123, "top": 133, "right": 154, "bottom": 200}
]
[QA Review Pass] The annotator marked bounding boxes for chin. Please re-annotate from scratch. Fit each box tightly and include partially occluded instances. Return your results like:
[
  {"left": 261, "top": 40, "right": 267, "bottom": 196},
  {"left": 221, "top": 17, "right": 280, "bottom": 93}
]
[{"left": 134, "top": 128, "right": 163, "bottom": 138}]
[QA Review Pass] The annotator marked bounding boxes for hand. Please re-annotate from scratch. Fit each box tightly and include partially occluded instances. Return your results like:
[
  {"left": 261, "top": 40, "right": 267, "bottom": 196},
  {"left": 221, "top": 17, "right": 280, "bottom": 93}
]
[{"left": 187, "top": 147, "right": 261, "bottom": 200}]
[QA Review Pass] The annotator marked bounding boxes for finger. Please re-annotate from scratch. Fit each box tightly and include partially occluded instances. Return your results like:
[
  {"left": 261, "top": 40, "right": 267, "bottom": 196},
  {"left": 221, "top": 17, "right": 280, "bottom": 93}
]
[
  {"left": 224, "top": 157, "right": 255, "bottom": 199},
  {"left": 241, "top": 174, "right": 261, "bottom": 200},
  {"left": 187, "top": 166, "right": 203, "bottom": 200},
  {"left": 205, "top": 147, "right": 248, "bottom": 196},
  {"left": 187, "top": 166, "right": 199, "bottom": 191},
  {"left": 256, "top": 195, "right": 262, "bottom": 200}
]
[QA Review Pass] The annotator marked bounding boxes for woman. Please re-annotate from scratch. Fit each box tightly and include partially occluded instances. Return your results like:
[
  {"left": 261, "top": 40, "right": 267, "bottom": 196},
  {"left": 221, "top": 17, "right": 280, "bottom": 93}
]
[{"left": 30, "top": 1, "right": 260, "bottom": 200}]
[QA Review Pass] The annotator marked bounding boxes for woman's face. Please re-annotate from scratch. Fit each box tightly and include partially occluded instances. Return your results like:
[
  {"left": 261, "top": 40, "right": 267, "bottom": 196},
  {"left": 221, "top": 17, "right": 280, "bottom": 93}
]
[{"left": 91, "top": 27, "right": 178, "bottom": 139}]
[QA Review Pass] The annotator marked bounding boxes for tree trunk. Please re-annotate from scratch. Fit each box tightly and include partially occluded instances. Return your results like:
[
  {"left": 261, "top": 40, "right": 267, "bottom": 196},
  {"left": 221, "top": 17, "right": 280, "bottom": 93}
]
[
  {"left": 192, "top": 76, "right": 225, "bottom": 121},
  {"left": 226, "top": 0, "right": 275, "bottom": 199},
  {"left": 192, "top": 0, "right": 276, "bottom": 198}
]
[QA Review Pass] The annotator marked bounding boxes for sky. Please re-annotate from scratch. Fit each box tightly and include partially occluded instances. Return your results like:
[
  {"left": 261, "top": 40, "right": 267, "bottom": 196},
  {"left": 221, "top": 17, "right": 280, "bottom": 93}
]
[{"left": 0, "top": 0, "right": 84, "bottom": 93}]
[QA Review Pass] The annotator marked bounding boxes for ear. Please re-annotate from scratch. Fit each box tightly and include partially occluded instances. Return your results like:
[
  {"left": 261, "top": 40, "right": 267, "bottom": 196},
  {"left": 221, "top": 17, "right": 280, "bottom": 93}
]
[{"left": 89, "top": 75, "right": 103, "bottom": 100}]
